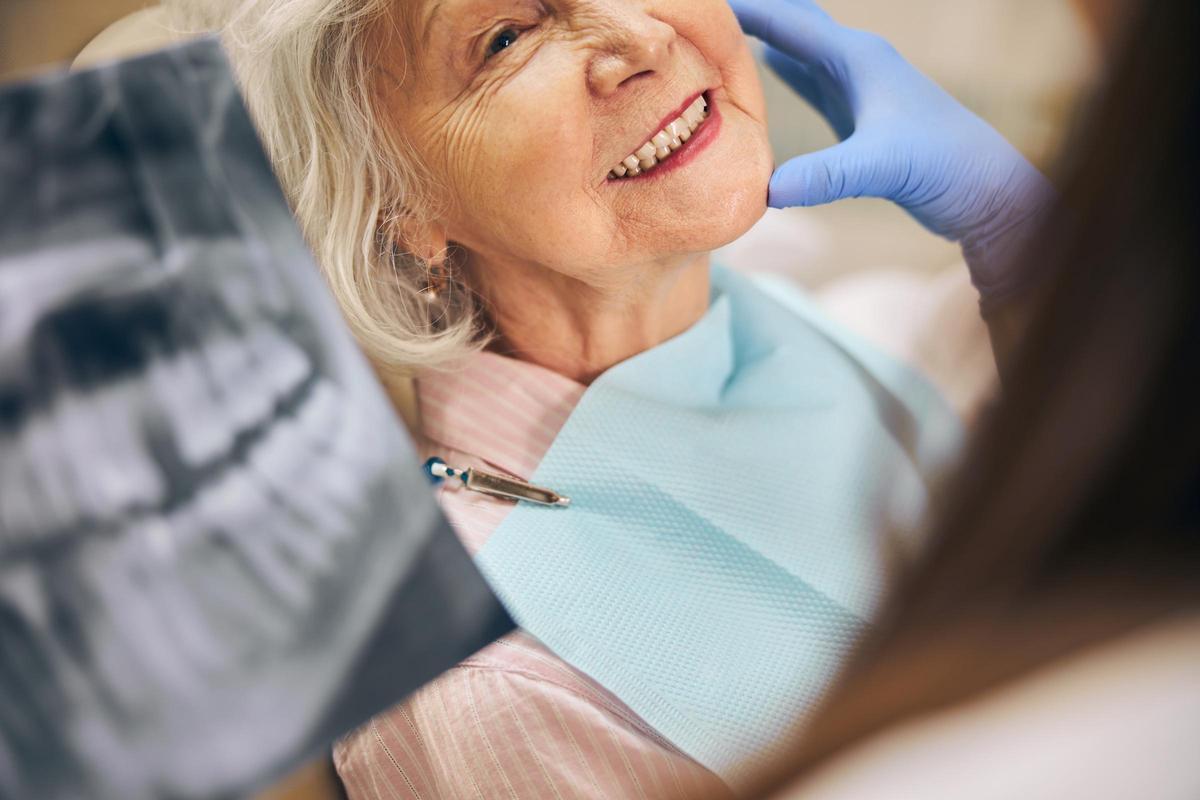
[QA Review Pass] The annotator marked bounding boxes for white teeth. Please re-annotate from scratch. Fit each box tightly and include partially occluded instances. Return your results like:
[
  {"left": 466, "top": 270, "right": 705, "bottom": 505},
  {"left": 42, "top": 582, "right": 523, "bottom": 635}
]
[
  {"left": 201, "top": 334, "right": 271, "bottom": 432},
  {"left": 636, "top": 142, "right": 657, "bottom": 169},
  {"left": 147, "top": 350, "right": 230, "bottom": 467},
  {"left": 610, "top": 95, "right": 710, "bottom": 180},
  {"left": 21, "top": 414, "right": 82, "bottom": 532},
  {"left": 63, "top": 382, "right": 166, "bottom": 521},
  {"left": 197, "top": 472, "right": 316, "bottom": 613},
  {"left": 248, "top": 408, "right": 353, "bottom": 539},
  {"left": 0, "top": 433, "right": 39, "bottom": 535}
]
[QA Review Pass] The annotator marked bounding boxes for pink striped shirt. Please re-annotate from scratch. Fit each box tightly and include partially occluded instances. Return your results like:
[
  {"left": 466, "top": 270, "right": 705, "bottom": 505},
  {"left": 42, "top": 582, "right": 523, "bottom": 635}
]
[{"left": 334, "top": 351, "right": 732, "bottom": 800}]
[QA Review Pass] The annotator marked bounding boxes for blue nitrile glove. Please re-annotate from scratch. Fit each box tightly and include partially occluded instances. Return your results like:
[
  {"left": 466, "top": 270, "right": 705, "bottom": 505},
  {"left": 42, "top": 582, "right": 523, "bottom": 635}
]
[{"left": 729, "top": 0, "right": 1056, "bottom": 305}]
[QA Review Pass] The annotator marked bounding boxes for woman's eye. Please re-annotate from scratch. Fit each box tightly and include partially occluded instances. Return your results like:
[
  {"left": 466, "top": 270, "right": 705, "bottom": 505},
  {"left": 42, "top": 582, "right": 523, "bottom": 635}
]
[{"left": 486, "top": 27, "right": 521, "bottom": 59}]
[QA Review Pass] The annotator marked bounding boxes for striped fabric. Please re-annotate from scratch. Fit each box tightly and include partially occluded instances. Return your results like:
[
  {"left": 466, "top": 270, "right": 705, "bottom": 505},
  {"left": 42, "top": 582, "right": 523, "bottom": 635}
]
[{"left": 334, "top": 351, "right": 732, "bottom": 799}]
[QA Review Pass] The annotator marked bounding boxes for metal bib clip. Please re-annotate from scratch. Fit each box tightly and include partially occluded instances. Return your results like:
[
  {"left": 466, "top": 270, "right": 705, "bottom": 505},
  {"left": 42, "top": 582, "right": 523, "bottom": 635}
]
[{"left": 424, "top": 457, "right": 571, "bottom": 508}]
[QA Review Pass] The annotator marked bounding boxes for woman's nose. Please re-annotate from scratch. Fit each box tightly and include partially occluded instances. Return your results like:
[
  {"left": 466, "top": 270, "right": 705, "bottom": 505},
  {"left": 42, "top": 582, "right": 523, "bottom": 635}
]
[{"left": 587, "top": 9, "right": 676, "bottom": 96}]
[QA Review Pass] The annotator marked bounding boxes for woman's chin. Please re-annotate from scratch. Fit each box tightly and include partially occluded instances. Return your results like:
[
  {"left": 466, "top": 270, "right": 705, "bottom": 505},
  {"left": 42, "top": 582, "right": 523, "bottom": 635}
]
[
  {"left": 659, "top": 115, "right": 773, "bottom": 254},
  {"left": 713, "top": 170, "right": 772, "bottom": 246},
  {"left": 634, "top": 172, "right": 769, "bottom": 259},
  {"left": 673, "top": 154, "right": 772, "bottom": 255}
]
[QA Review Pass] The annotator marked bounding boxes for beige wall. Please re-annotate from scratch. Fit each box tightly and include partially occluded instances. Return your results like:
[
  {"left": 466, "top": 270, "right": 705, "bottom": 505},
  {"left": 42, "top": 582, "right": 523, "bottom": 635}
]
[{"left": 0, "top": 0, "right": 152, "bottom": 79}]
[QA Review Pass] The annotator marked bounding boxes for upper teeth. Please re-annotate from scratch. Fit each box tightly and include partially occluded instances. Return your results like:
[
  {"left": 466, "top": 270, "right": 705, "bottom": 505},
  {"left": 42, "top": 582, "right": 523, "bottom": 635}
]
[{"left": 610, "top": 95, "right": 709, "bottom": 179}]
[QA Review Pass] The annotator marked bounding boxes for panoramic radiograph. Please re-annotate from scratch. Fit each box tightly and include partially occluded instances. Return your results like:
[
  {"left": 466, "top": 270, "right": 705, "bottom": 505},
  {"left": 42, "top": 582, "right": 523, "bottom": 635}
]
[{"left": 0, "top": 38, "right": 512, "bottom": 800}]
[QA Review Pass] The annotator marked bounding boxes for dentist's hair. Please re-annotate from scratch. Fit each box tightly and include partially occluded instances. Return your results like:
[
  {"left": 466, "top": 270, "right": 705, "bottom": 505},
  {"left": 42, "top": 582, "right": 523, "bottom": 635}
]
[{"left": 164, "top": 0, "right": 484, "bottom": 374}]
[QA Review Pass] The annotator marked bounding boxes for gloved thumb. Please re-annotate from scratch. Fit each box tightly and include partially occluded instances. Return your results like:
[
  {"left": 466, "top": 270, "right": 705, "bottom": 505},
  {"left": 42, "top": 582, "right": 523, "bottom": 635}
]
[{"left": 767, "top": 136, "right": 889, "bottom": 209}]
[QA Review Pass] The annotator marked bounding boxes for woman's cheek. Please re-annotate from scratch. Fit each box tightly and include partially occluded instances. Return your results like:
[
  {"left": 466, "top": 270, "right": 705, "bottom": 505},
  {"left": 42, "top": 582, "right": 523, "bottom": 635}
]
[
  {"left": 466, "top": 131, "right": 599, "bottom": 264},
  {"left": 484, "top": 73, "right": 594, "bottom": 209},
  {"left": 669, "top": 0, "right": 746, "bottom": 63},
  {"left": 672, "top": 0, "right": 765, "bottom": 117}
]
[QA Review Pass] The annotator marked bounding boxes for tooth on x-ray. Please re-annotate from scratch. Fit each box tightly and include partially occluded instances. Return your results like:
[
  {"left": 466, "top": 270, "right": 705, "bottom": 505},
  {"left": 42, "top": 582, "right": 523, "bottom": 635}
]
[
  {"left": 21, "top": 415, "right": 81, "bottom": 533},
  {"left": 0, "top": 39, "right": 513, "bottom": 800},
  {"left": 54, "top": 384, "right": 166, "bottom": 522},
  {"left": 253, "top": 484, "right": 339, "bottom": 574},
  {"left": 78, "top": 536, "right": 204, "bottom": 698},
  {"left": 250, "top": 324, "right": 313, "bottom": 398},
  {"left": 294, "top": 379, "right": 340, "bottom": 442},
  {"left": 275, "top": 381, "right": 377, "bottom": 518},
  {"left": 276, "top": 407, "right": 367, "bottom": 518},
  {"left": 197, "top": 333, "right": 274, "bottom": 432},
  {"left": 294, "top": 379, "right": 369, "bottom": 467},
  {"left": 124, "top": 521, "right": 233, "bottom": 670},
  {"left": 91, "top": 382, "right": 167, "bottom": 512},
  {"left": 166, "top": 501, "right": 297, "bottom": 654},
  {"left": 195, "top": 470, "right": 322, "bottom": 613},
  {"left": 248, "top": 416, "right": 354, "bottom": 540},
  {"left": 0, "top": 432, "right": 45, "bottom": 536},
  {"left": 146, "top": 347, "right": 234, "bottom": 467}
]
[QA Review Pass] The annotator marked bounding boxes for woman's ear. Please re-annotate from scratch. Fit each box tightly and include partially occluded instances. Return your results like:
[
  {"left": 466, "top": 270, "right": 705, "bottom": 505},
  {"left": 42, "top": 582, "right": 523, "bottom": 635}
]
[
  {"left": 380, "top": 209, "right": 458, "bottom": 301},
  {"left": 386, "top": 210, "right": 450, "bottom": 266}
]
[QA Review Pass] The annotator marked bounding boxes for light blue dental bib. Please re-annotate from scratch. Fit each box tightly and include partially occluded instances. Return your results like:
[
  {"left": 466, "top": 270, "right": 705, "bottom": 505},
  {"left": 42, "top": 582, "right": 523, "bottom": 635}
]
[{"left": 476, "top": 266, "right": 962, "bottom": 790}]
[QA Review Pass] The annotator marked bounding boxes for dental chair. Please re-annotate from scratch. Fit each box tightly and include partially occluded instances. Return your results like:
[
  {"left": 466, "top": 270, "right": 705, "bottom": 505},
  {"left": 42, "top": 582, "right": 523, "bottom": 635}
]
[{"left": 73, "top": 6, "right": 184, "bottom": 69}]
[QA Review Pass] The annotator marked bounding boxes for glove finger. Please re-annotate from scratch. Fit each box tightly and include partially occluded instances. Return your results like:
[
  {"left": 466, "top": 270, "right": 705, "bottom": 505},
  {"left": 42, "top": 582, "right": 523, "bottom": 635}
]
[
  {"left": 728, "top": 0, "right": 842, "bottom": 62},
  {"left": 767, "top": 136, "right": 894, "bottom": 209},
  {"left": 763, "top": 46, "right": 855, "bottom": 141}
]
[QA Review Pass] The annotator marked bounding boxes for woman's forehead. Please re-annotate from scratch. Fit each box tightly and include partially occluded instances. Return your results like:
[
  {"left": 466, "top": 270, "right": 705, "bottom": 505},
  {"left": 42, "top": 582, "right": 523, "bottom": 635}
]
[{"left": 421, "top": 0, "right": 544, "bottom": 37}]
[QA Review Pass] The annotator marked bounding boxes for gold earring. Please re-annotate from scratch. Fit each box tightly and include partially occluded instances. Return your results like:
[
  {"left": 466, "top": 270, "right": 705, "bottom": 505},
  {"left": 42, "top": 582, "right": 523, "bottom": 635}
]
[{"left": 420, "top": 258, "right": 450, "bottom": 303}]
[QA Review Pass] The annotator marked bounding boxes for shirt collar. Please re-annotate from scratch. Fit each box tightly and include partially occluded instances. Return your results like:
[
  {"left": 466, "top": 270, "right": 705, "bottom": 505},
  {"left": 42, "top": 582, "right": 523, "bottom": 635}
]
[{"left": 416, "top": 350, "right": 586, "bottom": 480}]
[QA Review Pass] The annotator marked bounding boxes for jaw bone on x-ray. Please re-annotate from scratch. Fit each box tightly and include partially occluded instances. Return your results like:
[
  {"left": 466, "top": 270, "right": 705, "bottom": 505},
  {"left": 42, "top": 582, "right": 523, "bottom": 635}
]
[{"left": 0, "top": 38, "right": 513, "bottom": 800}]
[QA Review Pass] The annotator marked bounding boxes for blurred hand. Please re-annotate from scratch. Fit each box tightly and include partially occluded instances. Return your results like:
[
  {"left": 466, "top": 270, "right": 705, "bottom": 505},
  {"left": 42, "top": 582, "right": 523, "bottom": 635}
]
[{"left": 729, "top": 0, "right": 1056, "bottom": 303}]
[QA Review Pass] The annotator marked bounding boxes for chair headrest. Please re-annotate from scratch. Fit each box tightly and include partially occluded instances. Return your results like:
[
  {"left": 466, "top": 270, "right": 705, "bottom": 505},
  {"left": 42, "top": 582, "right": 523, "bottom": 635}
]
[{"left": 73, "top": 6, "right": 187, "bottom": 71}]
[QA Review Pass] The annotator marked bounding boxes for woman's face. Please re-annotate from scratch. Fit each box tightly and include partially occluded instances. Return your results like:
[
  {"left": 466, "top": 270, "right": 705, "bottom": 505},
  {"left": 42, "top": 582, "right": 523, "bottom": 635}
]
[{"left": 380, "top": 0, "right": 772, "bottom": 288}]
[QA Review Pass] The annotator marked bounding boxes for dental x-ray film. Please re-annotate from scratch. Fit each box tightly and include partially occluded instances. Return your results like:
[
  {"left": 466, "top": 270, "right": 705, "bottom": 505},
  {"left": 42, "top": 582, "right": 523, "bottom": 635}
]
[{"left": 0, "top": 39, "right": 513, "bottom": 800}]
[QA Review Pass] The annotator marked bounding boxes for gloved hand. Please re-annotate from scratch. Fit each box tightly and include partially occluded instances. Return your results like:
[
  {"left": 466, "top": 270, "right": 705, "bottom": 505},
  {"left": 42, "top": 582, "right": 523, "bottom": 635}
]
[{"left": 729, "top": 0, "right": 1056, "bottom": 306}]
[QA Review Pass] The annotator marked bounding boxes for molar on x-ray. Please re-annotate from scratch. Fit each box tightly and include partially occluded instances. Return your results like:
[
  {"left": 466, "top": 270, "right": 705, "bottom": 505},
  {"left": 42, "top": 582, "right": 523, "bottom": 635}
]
[{"left": 0, "top": 39, "right": 512, "bottom": 800}]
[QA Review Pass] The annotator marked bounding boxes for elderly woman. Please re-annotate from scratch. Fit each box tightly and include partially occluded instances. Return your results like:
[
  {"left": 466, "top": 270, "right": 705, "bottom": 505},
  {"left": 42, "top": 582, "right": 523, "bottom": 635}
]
[{"left": 165, "top": 0, "right": 1049, "bottom": 796}]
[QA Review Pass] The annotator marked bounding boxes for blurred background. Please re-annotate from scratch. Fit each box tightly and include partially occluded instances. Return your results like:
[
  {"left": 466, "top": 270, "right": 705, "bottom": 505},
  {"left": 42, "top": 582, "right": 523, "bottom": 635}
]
[{"left": 0, "top": 0, "right": 1099, "bottom": 283}]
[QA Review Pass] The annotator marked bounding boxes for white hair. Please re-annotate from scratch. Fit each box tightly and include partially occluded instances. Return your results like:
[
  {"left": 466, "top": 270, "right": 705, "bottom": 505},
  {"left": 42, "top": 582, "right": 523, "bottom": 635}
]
[{"left": 164, "top": 0, "right": 484, "bottom": 374}]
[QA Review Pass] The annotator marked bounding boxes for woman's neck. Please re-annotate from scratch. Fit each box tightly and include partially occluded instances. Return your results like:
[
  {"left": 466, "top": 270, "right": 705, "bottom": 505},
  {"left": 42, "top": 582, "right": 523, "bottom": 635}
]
[{"left": 476, "top": 253, "right": 711, "bottom": 384}]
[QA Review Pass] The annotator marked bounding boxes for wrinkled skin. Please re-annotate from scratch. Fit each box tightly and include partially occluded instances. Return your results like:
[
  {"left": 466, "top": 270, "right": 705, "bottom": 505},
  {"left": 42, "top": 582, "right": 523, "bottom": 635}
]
[{"left": 375, "top": 0, "right": 773, "bottom": 380}]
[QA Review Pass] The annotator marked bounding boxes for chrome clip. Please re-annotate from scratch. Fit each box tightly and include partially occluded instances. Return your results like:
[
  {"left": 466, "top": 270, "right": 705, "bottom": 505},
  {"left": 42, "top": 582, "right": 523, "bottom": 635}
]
[{"left": 424, "top": 457, "right": 571, "bottom": 508}]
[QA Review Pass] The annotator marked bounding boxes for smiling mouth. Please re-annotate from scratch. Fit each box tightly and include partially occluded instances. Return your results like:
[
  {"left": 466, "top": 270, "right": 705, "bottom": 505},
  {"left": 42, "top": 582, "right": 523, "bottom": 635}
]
[{"left": 608, "top": 93, "right": 711, "bottom": 180}]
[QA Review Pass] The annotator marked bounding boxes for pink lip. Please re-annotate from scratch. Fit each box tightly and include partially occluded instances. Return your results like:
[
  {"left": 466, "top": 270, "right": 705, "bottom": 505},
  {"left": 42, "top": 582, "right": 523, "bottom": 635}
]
[
  {"left": 651, "top": 90, "right": 708, "bottom": 140},
  {"left": 610, "top": 91, "right": 722, "bottom": 184}
]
